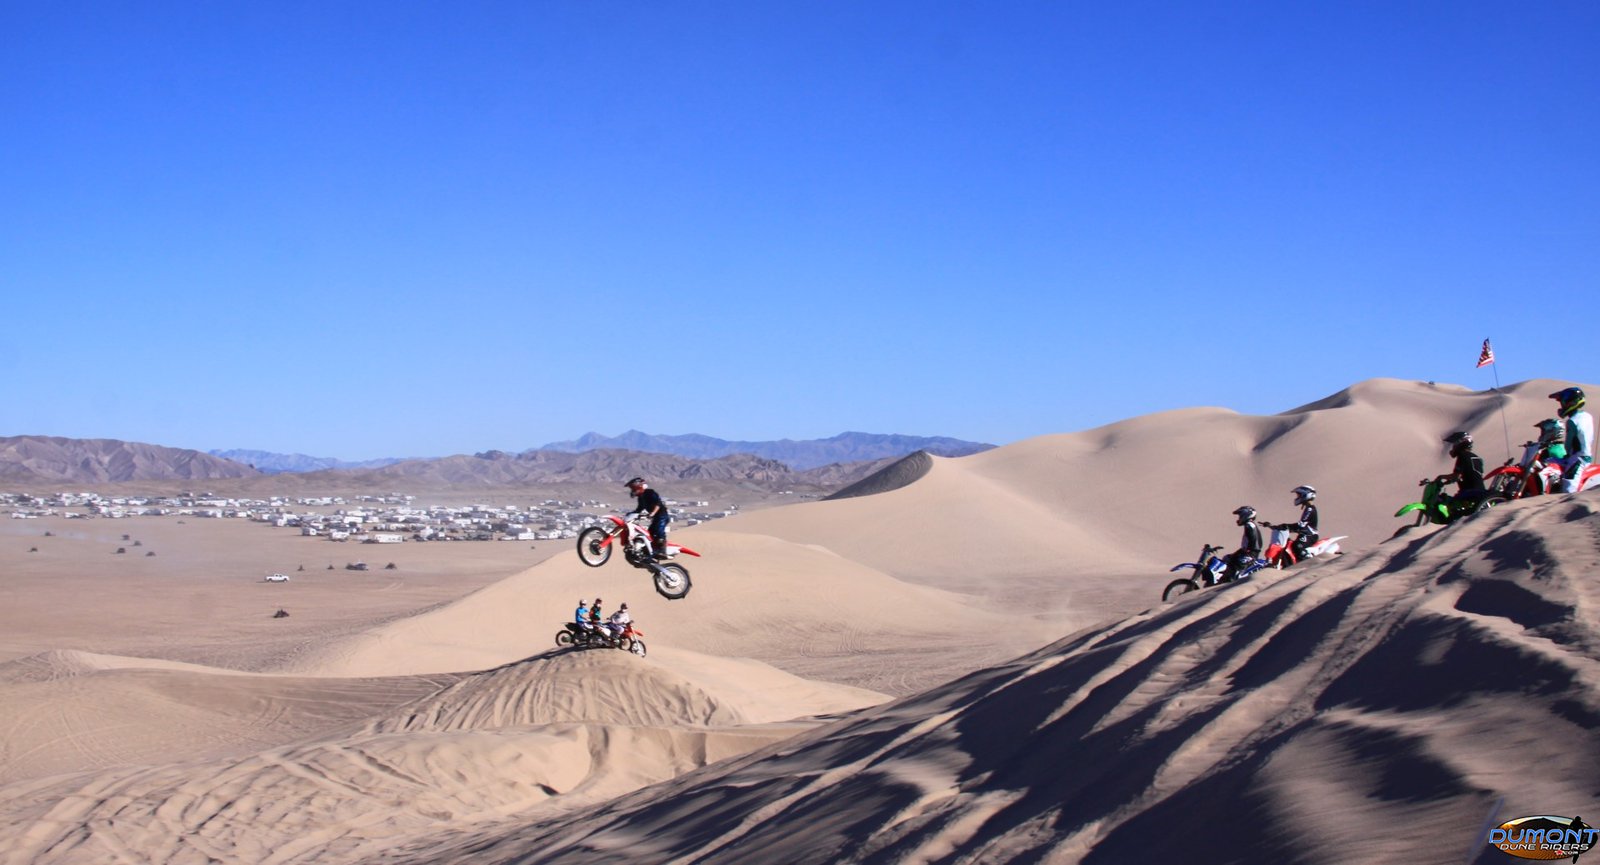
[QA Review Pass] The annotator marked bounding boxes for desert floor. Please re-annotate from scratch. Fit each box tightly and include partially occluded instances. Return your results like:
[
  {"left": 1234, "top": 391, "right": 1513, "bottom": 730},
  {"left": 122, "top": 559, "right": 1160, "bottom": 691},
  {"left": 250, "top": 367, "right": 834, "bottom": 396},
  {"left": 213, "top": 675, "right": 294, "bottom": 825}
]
[{"left": 0, "top": 515, "right": 561, "bottom": 670}]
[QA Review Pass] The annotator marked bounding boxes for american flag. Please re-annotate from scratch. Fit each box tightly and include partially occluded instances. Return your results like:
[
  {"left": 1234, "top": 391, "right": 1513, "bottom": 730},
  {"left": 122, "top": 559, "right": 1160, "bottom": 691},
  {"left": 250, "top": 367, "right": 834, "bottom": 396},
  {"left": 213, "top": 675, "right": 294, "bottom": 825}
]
[{"left": 1476, "top": 338, "right": 1495, "bottom": 368}]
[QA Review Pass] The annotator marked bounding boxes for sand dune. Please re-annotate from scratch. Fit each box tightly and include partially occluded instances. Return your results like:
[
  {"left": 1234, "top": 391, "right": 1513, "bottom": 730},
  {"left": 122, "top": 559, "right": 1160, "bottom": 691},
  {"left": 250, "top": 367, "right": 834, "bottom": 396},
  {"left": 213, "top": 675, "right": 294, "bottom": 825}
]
[
  {"left": 719, "top": 377, "right": 1590, "bottom": 617},
  {"left": 370, "top": 649, "right": 883, "bottom": 733},
  {"left": 4, "top": 378, "right": 1598, "bottom": 865},
  {"left": 0, "top": 650, "right": 458, "bottom": 785},
  {"left": 0, "top": 648, "right": 881, "bottom": 865},
  {"left": 386, "top": 493, "right": 1600, "bottom": 865},
  {"left": 289, "top": 528, "right": 1038, "bottom": 696}
]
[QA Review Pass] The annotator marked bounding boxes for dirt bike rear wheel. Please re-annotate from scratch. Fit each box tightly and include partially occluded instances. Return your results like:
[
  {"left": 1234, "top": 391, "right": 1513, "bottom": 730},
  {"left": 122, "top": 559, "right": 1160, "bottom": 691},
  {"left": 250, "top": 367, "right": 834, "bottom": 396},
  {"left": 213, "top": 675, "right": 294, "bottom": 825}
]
[
  {"left": 1472, "top": 495, "right": 1509, "bottom": 516},
  {"left": 1162, "top": 578, "right": 1200, "bottom": 602},
  {"left": 555, "top": 630, "right": 574, "bottom": 648},
  {"left": 653, "top": 563, "right": 692, "bottom": 600},
  {"left": 628, "top": 639, "right": 646, "bottom": 657},
  {"left": 576, "top": 527, "right": 613, "bottom": 567}
]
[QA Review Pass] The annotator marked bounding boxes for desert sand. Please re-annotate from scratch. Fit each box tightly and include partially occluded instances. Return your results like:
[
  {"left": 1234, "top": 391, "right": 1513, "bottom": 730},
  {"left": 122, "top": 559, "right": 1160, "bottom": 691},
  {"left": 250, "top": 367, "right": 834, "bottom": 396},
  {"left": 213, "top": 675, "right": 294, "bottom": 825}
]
[{"left": 2, "top": 377, "right": 1597, "bottom": 864}]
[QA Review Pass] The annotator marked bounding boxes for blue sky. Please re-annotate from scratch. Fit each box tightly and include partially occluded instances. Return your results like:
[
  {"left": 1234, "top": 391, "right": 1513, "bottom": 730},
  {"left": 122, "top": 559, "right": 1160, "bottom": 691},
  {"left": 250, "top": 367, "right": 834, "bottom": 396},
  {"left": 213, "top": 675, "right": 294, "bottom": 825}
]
[{"left": 3, "top": 1, "right": 1596, "bottom": 459}]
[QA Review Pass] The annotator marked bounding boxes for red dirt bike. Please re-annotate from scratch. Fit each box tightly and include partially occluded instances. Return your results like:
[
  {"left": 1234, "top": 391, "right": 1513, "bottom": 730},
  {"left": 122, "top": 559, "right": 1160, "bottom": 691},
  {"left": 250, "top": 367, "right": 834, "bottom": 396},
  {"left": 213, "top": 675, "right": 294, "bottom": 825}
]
[
  {"left": 554, "top": 620, "right": 647, "bottom": 657},
  {"left": 1486, "top": 441, "right": 1600, "bottom": 499},
  {"left": 576, "top": 513, "right": 698, "bottom": 600},
  {"left": 1261, "top": 525, "right": 1347, "bottom": 569}
]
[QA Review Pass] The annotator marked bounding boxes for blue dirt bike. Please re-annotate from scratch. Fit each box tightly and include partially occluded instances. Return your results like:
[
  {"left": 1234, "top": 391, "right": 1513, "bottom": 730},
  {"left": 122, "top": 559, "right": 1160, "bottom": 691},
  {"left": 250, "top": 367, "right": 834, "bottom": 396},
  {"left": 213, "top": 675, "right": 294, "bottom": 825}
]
[{"left": 1163, "top": 543, "right": 1268, "bottom": 602}]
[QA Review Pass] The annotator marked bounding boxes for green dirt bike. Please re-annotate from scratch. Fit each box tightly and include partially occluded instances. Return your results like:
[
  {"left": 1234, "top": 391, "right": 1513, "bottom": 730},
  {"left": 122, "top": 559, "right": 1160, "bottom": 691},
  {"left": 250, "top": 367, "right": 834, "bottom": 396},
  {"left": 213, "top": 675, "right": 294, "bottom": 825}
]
[{"left": 1394, "top": 476, "right": 1507, "bottom": 529}]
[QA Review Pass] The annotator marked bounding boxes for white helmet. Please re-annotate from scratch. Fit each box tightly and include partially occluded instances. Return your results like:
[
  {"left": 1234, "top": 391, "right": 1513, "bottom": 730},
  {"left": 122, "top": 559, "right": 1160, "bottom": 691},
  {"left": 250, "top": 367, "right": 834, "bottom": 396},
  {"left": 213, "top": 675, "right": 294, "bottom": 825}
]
[{"left": 1292, "top": 485, "right": 1316, "bottom": 506}]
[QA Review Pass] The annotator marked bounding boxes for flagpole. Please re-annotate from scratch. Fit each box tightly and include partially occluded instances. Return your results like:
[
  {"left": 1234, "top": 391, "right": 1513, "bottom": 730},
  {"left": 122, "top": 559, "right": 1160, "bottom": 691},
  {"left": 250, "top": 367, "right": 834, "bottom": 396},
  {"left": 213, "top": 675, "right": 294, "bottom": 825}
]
[
  {"left": 1494, "top": 364, "right": 1512, "bottom": 464},
  {"left": 1482, "top": 337, "right": 1513, "bottom": 464}
]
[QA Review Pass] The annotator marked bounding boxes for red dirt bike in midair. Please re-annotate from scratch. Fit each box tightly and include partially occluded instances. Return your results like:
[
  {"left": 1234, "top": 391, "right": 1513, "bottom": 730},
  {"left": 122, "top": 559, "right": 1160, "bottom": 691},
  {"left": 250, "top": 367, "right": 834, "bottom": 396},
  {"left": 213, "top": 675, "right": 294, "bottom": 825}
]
[{"left": 575, "top": 513, "right": 698, "bottom": 600}]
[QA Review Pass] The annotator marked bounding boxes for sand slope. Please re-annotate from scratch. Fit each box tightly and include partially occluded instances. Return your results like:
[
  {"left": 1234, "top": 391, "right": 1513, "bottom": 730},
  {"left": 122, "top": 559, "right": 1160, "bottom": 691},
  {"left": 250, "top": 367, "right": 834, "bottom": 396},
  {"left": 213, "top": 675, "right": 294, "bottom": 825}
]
[
  {"left": 211, "top": 378, "right": 1600, "bottom": 690},
  {"left": 0, "top": 650, "right": 457, "bottom": 784},
  {"left": 4, "top": 378, "right": 1597, "bottom": 865},
  {"left": 395, "top": 492, "right": 1600, "bottom": 865},
  {"left": 717, "top": 378, "right": 1592, "bottom": 617},
  {"left": 290, "top": 528, "right": 1035, "bottom": 695},
  {"left": 0, "top": 648, "right": 883, "bottom": 865}
]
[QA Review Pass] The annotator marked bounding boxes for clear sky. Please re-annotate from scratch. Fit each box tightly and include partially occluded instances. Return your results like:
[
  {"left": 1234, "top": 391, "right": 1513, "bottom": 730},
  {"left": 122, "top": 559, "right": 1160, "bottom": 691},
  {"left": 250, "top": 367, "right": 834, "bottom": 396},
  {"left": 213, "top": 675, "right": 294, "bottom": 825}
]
[{"left": 4, "top": 1, "right": 1596, "bottom": 459}]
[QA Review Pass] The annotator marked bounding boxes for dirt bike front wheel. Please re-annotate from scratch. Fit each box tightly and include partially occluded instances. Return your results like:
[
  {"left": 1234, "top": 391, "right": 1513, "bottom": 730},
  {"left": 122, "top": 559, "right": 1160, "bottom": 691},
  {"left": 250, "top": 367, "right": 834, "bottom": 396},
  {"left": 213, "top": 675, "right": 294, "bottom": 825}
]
[
  {"left": 555, "top": 630, "right": 574, "bottom": 648},
  {"left": 652, "top": 563, "right": 692, "bottom": 600},
  {"left": 627, "top": 639, "right": 646, "bottom": 657},
  {"left": 576, "top": 527, "right": 613, "bottom": 567},
  {"left": 1162, "top": 578, "right": 1200, "bottom": 603}
]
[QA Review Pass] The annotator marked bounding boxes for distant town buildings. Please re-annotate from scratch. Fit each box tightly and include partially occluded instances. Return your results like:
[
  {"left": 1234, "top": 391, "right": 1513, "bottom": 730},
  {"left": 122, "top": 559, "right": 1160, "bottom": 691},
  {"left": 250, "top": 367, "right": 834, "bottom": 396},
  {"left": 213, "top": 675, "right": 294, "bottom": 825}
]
[{"left": 1, "top": 491, "right": 740, "bottom": 543}]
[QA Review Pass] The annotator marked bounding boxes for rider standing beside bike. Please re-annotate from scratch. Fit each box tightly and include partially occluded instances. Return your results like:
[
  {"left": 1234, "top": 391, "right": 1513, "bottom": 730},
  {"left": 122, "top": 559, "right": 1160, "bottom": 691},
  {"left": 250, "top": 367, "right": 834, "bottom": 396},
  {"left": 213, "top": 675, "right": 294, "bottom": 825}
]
[
  {"left": 1268, "top": 485, "right": 1320, "bottom": 562},
  {"left": 626, "top": 477, "right": 672, "bottom": 558},
  {"left": 1549, "top": 388, "right": 1594, "bottom": 493},
  {"left": 1222, "top": 506, "right": 1263, "bottom": 583}
]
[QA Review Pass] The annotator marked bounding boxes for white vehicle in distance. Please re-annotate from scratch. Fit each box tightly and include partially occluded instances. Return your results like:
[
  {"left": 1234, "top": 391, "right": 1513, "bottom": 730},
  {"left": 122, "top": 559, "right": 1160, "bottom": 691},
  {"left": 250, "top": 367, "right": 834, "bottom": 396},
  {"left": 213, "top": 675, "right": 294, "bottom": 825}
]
[{"left": 264, "top": 573, "right": 291, "bottom": 583}]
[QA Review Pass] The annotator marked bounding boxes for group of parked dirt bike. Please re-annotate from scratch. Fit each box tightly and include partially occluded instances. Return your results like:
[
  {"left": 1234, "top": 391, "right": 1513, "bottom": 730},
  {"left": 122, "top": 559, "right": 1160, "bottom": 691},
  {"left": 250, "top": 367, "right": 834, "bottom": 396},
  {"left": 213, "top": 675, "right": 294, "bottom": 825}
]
[
  {"left": 1163, "top": 388, "right": 1596, "bottom": 603},
  {"left": 554, "top": 619, "right": 648, "bottom": 657},
  {"left": 1161, "top": 498, "right": 1348, "bottom": 602},
  {"left": 1396, "top": 430, "right": 1600, "bottom": 530}
]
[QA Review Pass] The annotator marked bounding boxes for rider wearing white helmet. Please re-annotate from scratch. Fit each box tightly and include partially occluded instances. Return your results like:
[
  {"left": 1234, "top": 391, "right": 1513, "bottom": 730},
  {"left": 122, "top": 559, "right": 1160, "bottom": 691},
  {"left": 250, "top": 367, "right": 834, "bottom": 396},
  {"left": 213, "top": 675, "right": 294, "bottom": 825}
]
[
  {"left": 606, "top": 602, "right": 633, "bottom": 640},
  {"left": 1268, "top": 485, "right": 1320, "bottom": 561},
  {"left": 1549, "top": 387, "right": 1594, "bottom": 493}
]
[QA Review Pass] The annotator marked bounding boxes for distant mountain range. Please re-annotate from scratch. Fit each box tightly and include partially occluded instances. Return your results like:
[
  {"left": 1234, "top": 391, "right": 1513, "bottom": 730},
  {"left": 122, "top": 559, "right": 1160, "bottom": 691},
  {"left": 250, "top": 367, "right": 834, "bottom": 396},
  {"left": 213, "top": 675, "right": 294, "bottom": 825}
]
[
  {"left": 214, "top": 431, "right": 993, "bottom": 475},
  {"left": 349, "top": 448, "right": 901, "bottom": 489},
  {"left": 207, "top": 449, "right": 406, "bottom": 475},
  {"left": 537, "top": 431, "right": 993, "bottom": 470},
  {"left": 1, "top": 436, "right": 261, "bottom": 484},
  {"left": 0, "top": 431, "right": 979, "bottom": 491}
]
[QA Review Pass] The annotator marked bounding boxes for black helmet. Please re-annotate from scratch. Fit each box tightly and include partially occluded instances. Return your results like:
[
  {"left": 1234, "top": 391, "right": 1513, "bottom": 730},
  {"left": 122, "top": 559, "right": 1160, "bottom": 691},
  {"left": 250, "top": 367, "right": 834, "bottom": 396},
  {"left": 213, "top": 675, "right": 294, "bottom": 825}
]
[
  {"left": 625, "top": 477, "right": 647, "bottom": 494},
  {"left": 1291, "top": 485, "right": 1316, "bottom": 506},
  {"left": 1444, "top": 431, "right": 1474, "bottom": 457},
  {"left": 1550, "top": 387, "right": 1586, "bottom": 419},
  {"left": 1233, "top": 505, "right": 1256, "bottom": 525},
  {"left": 620, "top": 603, "right": 628, "bottom": 610}
]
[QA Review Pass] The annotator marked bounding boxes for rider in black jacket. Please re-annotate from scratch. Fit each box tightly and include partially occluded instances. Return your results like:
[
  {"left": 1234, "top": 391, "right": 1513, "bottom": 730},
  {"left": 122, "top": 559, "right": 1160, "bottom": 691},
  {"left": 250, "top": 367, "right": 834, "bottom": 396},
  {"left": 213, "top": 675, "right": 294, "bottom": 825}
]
[
  {"left": 626, "top": 477, "right": 672, "bottom": 558},
  {"left": 1222, "top": 505, "right": 1263, "bottom": 583},
  {"left": 1442, "top": 432, "right": 1487, "bottom": 508},
  {"left": 1268, "top": 484, "right": 1320, "bottom": 562}
]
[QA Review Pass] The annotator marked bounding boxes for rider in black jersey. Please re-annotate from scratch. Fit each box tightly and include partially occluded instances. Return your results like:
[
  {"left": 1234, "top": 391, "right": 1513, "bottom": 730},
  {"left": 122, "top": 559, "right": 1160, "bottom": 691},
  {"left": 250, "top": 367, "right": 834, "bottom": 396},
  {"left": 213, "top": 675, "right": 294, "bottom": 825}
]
[{"left": 1268, "top": 484, "right": 1320, "bottom": 562}]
